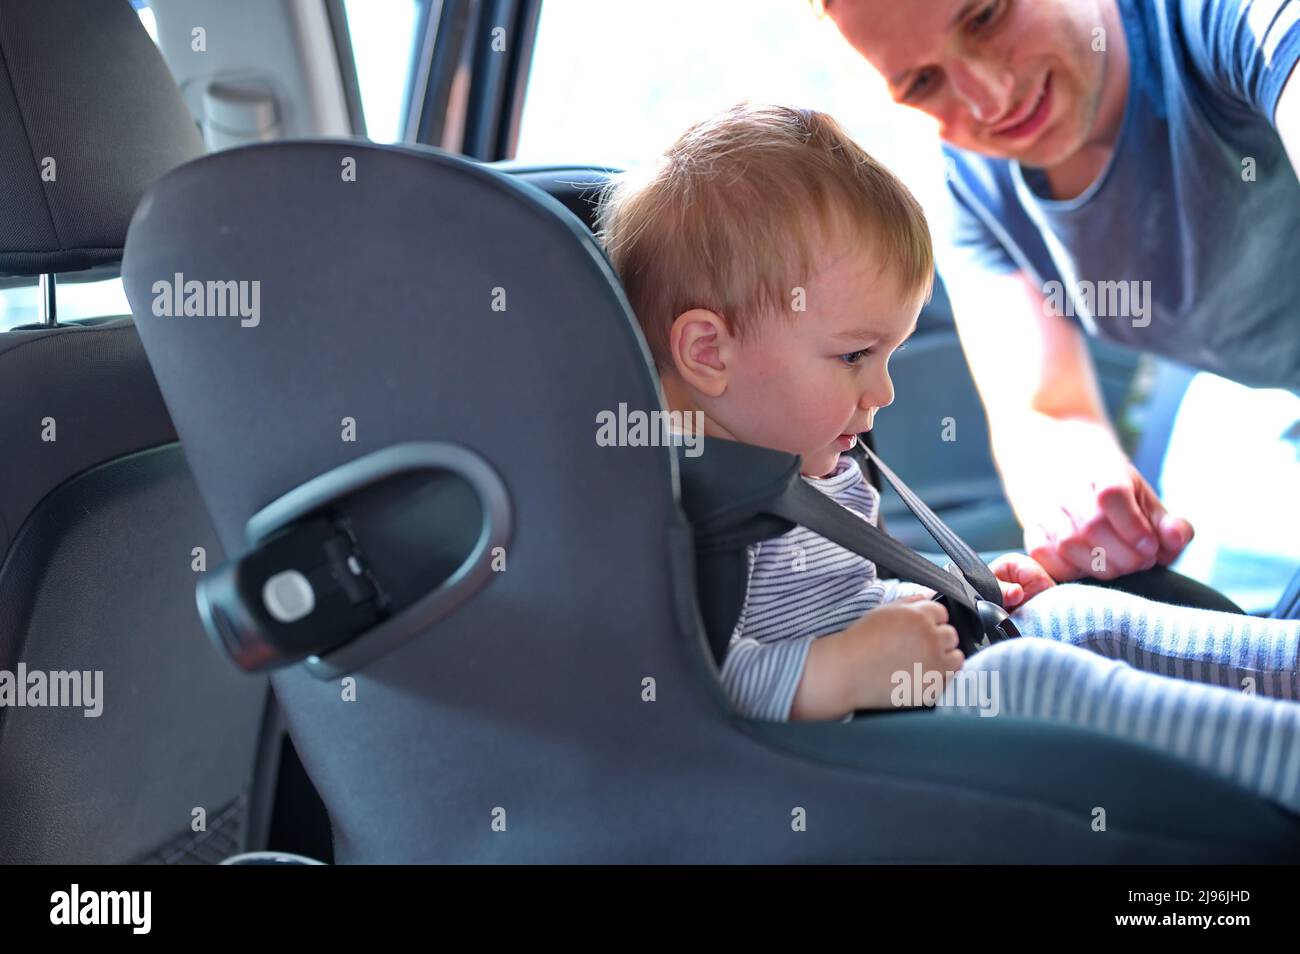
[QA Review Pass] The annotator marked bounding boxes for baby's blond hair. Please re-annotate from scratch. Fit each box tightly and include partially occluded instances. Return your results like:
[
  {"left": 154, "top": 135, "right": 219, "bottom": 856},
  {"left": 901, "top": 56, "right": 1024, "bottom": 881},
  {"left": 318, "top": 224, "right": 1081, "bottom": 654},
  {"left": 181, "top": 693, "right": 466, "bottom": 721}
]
[{"left": 597, "top": 102, "right": 934, "bottom": 369}]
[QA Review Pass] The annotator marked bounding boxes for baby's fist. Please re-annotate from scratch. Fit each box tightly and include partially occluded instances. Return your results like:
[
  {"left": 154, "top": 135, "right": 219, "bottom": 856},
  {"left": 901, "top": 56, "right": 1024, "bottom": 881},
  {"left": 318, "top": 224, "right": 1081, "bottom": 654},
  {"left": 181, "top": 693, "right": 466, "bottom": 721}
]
[{"left": 989, "top": 553, "right": 1057, "bottom": 609}]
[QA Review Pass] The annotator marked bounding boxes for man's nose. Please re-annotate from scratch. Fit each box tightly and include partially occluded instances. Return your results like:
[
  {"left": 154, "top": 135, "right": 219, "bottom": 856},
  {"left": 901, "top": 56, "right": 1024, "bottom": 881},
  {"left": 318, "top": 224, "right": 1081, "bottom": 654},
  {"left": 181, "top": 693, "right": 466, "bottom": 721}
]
[{"left": 947, "top": 57, "right": 1015, "bottom": 125}]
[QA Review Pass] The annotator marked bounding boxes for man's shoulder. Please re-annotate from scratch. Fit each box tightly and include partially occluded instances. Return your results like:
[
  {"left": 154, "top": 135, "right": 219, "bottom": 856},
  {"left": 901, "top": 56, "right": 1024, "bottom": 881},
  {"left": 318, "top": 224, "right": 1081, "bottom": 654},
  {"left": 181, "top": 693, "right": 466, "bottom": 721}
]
[
  {"left": 940, "top": 145, "right": 1026, "bottom": 221},
  {"left": 942, "top": 145, "right": 1012, "bottom": 190},
  {"left": 1154, "top": 0, "right": 1300, "bottom": 120},
  {"left": 938, "top": 145, "right": 1038, "bottom": 251}
]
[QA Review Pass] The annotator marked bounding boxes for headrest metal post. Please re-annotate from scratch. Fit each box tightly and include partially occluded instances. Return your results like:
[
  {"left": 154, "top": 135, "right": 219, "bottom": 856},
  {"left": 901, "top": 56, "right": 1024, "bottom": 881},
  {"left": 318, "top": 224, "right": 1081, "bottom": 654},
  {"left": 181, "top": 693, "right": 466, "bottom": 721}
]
[{"left": 38, "top": 273, "right": 57, "bottom": 327}]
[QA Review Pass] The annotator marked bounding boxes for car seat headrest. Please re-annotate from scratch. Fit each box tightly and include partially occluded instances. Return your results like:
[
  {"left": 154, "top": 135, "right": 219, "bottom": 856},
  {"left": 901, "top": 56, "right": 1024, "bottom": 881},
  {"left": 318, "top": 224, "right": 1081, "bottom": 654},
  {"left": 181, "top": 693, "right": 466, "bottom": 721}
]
[{"left": 0, "top": 0, "right": 204, "bottom": 276}]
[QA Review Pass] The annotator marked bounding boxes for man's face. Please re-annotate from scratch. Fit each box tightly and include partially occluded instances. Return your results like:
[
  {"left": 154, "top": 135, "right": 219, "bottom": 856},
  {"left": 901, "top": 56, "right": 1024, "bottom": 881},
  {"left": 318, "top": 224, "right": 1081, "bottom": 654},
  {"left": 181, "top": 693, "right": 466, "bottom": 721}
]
[{"left": 827, "top": 0, "right": 1112, "bottom": 167}]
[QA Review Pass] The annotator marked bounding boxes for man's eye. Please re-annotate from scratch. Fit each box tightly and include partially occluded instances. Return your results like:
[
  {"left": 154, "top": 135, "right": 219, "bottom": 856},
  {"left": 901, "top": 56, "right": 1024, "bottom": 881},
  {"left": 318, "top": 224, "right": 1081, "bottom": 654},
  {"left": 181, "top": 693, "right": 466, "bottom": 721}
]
[
  {"left": 841, "top": 349, "right": 871, "bottom": 366},
  {"left": 966, "top": 0, "right": 1005, "bottom": 34},
  {"left": 904, "top": 68, "right": 938, "bottom": 102}
]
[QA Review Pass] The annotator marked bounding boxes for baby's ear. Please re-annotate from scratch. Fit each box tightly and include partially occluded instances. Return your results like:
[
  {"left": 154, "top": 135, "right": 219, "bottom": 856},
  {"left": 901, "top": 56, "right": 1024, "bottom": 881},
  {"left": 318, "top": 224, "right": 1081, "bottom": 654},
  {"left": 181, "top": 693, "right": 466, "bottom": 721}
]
[{"left": 668, "top": 308, "right": 730, "bottom": 397}]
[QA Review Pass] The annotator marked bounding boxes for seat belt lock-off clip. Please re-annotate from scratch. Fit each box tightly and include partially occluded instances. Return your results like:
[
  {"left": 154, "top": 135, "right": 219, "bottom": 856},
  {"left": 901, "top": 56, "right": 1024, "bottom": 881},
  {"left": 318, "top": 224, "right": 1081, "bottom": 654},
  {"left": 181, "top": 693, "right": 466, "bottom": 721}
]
[{"left": 198, "top": 515, "right": 387, "bottom": 672}]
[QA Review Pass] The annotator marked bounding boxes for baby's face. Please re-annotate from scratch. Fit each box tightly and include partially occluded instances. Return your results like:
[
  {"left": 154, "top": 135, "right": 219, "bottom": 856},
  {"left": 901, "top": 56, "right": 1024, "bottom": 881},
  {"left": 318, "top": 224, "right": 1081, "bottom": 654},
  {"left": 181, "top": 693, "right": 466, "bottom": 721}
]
[{"left": 696, "top": 244, "right": 923, "bottom": 479}]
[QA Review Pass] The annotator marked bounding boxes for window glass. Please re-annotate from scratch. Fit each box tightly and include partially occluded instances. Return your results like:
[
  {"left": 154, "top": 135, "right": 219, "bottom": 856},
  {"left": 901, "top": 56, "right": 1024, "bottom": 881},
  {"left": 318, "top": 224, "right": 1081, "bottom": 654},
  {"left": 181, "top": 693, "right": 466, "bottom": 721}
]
[
  {"left": 517, "top": 0, "right": 946, "bottom": 207},
  {"left": 343, "top": 0, "right": 426, "bottom": 143},
  {"left": 1160, "top": 374, "right": 1300, "bottom": 612},
  {"left": 0, "top": 278, "right": 131, "bottom": 331}
]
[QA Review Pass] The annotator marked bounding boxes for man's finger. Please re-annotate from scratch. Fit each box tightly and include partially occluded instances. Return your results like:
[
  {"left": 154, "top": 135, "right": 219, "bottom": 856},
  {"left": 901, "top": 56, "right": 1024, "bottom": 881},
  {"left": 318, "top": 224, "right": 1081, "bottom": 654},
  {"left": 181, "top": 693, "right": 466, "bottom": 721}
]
[
  {"left": 1135, "top": 479, "right": 1194, "bottom": 561},
  {"left": 1155, "top": 514, "right": 1195, "bottom": 564},
  {"left": 1048, "top": 506, "right": 1096, "bottom": 573},
  {"left": 1074, "top": 522, "right": 1147, "bottom": 579},
  {"left": 1095, "top": 478, "right": 1158, "bottom": 555},
  {"left": 1025, "top": 523, "right": 1082, "bottom": 581}
]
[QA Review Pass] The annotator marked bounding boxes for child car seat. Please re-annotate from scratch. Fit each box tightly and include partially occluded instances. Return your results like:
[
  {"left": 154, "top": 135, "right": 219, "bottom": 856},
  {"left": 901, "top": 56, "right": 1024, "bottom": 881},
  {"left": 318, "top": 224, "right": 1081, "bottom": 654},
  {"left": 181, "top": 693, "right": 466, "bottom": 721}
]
[{"left": 121, "top": 139, "right": 1300, "bottom": 863}]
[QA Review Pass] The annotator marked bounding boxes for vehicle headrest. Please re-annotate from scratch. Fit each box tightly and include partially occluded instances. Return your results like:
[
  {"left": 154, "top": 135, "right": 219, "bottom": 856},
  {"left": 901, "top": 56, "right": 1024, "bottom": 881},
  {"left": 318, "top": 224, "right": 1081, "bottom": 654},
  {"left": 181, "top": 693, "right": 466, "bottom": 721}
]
[{"left": 0, "top": 0, "right": 204, "bottom": 276}]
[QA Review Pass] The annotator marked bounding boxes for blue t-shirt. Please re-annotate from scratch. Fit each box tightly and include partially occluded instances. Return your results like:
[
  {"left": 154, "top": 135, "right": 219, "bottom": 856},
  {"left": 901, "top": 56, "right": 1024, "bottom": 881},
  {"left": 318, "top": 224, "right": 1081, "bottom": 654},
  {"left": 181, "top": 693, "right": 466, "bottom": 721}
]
[{"left": 941, "top": 0, "right": 1300, "bottom": 392}]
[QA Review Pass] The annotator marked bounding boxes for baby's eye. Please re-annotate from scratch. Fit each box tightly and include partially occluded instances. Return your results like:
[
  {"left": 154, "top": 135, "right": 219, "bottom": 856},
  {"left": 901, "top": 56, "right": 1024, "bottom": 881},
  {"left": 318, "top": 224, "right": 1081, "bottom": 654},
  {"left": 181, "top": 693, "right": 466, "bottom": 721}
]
[{"left": 840, "top": 349, "right": 871, "bottom": 366}]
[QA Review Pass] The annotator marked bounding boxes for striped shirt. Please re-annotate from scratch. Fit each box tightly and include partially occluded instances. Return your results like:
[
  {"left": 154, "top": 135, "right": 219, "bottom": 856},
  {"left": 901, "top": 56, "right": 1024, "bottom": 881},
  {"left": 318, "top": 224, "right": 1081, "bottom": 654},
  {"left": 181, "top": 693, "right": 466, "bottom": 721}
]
[{"left": 719, "top": 454, "right": 924, "bottom": 721}]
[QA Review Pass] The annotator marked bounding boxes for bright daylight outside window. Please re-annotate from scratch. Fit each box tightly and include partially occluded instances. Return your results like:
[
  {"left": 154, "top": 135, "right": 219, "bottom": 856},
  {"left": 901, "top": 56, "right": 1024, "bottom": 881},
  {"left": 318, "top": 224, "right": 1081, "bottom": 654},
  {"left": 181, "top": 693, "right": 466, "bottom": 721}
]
[
  {"left": 343, "top": 0, "right": 424, "bottom": 144},
  {"left": 517, "top": 0, "right": 947, "bottom": 212}
]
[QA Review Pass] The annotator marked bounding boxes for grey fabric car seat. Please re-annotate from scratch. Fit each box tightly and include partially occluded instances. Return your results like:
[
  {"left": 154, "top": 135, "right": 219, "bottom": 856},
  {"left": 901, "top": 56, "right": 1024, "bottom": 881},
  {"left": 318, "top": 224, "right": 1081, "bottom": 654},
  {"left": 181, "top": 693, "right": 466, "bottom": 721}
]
[
  {"left": 0, "top": 0, "right": 268, "bottom": 862},
  {"left": 122, "top": 138, "right": 1300, "bottom": 863}
]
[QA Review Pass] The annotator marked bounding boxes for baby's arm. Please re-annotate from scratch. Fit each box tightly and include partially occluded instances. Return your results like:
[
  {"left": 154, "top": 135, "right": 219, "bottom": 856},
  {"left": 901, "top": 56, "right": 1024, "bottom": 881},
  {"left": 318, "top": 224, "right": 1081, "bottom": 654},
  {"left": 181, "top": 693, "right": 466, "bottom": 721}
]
[
  {"left": 788, "top": 636, "right": 854, "bottom": 721},
  {"left": 789, "top": 598, "right": 964, "bottom": 721},
  {"left": 719, "top": 633, "right": 822, "bottom": 722}
]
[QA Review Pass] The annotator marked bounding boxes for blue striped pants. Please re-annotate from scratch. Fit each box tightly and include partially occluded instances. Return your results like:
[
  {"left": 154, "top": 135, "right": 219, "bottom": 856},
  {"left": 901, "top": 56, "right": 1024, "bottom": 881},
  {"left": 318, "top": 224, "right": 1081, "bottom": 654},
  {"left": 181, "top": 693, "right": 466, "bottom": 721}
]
[{"left": 936, "top": 583, "right": 1300, "bottom": 815}]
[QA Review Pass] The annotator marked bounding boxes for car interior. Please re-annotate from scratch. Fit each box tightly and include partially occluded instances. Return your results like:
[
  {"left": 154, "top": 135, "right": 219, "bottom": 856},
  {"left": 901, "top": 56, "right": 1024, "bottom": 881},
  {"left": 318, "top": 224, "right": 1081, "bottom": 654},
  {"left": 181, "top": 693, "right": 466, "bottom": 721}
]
[{"left": 2, "top": 0, "right": 1298, "bottom": 866}]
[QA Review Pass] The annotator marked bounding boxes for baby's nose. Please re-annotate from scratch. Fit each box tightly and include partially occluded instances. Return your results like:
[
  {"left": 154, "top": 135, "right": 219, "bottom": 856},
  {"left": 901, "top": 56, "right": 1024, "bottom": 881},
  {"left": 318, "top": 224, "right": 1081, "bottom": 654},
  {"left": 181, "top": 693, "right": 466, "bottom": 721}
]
[{"left": 865, "top": 378, "right": 895, "bottom": 410}]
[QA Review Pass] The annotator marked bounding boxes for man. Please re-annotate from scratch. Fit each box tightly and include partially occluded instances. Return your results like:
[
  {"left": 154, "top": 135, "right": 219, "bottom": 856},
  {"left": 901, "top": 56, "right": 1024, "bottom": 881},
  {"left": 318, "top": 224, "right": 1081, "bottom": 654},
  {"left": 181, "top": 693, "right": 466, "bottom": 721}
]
[{"left": 819, "top": 0, "right": 1300, "bottom": 615}]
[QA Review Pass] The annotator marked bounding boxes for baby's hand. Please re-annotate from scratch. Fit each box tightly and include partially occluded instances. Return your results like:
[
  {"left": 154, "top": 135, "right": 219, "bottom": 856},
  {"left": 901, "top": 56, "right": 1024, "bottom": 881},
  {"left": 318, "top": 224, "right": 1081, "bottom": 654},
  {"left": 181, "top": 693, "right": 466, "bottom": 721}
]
[
  {"left": 819, "top": 596, "right": 963, "bottom": 714},
  {"left": 989, "top": 552, "right": 1057, "bottom": 609}
]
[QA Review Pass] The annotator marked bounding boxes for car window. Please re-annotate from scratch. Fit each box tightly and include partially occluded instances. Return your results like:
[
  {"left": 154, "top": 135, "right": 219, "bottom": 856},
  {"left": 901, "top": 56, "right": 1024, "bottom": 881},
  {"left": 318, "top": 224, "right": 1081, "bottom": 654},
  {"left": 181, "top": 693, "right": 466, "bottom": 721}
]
[
  {"left": 516, "top": 0, "right": 945, "bottom": 205},
  {"left": 0, "top": 277, "right": 132, "bottom": 332},
  {"left": 1159, "top": 372, "right": 1300, "bottom": 613},
  {"left": 343, "top": 0, "right": 426, "bottom": 143},
  {"left": 132, "top": 0, "right": 158, "bottom": 42}
]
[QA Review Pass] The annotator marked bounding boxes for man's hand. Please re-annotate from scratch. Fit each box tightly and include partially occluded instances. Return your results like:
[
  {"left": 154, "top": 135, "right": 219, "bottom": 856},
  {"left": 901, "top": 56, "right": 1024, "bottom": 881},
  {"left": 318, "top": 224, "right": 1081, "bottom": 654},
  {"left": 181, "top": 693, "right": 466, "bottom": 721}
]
[
  {"left": 988, "top": 552, "right": 1056, "bottom": 609},
  {"left": 943, "top": 268, "right": 1194, "bottom": 585},
  {"left": 1020, "top": 453, "right": 1194, "bottom": 582}
]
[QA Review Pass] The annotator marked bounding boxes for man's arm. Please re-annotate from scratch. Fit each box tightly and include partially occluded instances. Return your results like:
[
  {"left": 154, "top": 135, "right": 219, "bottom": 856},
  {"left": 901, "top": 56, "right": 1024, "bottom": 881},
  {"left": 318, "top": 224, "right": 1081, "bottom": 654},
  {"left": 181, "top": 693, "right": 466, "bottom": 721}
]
[
  {"left": 1273, "top": 60, "right": 1300, "bottom": 179},
  {"left": 1185, "top": 0, "right": 1300, "bottom": 172},
  {"left": 944, "top": 264, "right": 1191, "bottom": 580}
]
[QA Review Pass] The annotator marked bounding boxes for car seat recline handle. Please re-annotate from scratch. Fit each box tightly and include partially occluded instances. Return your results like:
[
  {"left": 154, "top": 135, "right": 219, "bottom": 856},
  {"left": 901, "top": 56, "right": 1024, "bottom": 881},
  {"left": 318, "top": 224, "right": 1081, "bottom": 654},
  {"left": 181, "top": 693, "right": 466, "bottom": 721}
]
[
  {"left": 197, "top": 513, "right": 387, "bottom": 672},
  {"left": 195, "top": 442, "right": 512, "bottom": 678}
]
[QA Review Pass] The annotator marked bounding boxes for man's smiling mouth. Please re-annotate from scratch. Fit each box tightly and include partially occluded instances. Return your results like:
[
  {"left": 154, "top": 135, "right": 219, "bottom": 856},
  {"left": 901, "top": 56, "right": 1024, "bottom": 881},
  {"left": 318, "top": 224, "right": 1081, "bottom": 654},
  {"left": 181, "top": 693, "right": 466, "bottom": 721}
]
[{"left": 992, "top": 71, "right": 1053, "bottom": 139}]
